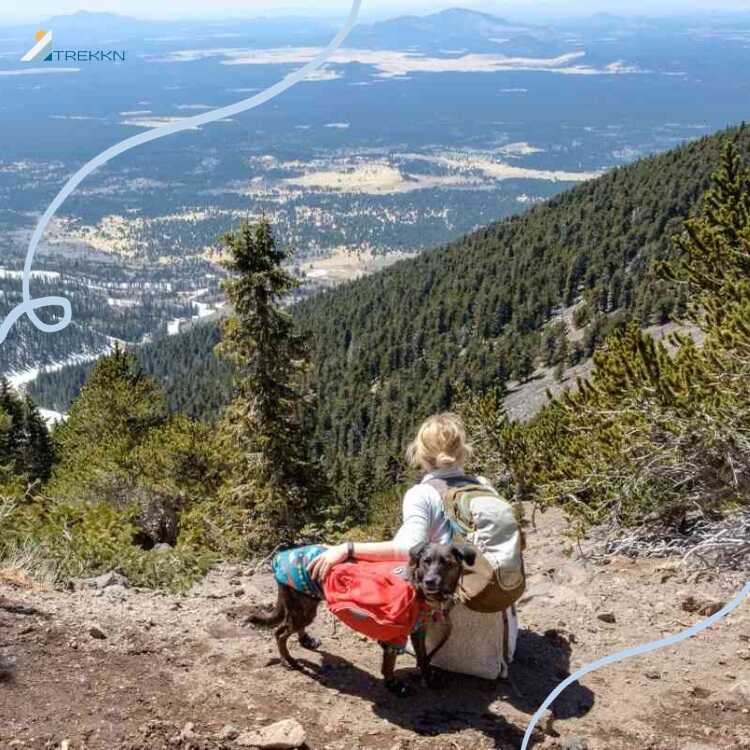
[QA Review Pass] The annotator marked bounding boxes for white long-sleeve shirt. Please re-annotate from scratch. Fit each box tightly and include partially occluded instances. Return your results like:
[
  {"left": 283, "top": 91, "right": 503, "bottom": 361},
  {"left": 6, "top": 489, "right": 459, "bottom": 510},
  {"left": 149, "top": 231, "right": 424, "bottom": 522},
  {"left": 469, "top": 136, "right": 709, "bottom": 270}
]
[{"left": 392, "top": 465, "right": 467, "bottom": 552}]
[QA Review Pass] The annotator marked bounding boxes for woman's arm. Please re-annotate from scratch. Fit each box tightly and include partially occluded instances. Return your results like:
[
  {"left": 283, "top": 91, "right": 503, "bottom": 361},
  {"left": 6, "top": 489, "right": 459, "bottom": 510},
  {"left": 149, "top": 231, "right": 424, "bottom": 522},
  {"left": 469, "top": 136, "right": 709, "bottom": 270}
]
[
  {"left": 308, "top": 485, "right": 431, "bottom": 580},
  {"left": 307, "top": 540, "right": 407, "bottom": 582}
]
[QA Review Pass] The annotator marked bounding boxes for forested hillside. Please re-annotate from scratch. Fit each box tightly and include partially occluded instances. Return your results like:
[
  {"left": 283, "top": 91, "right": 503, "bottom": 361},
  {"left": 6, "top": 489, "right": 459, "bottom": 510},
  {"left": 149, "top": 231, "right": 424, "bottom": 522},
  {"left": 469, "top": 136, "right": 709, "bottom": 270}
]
[
  {"left": 460, "top": 143, "right": 750, "bottom": 568},
  {"left": 30, "top": 124, "right": 750, "bottom": 487},
  {"left": 4, "top": 142, "right": 749, "bottom": 596}
]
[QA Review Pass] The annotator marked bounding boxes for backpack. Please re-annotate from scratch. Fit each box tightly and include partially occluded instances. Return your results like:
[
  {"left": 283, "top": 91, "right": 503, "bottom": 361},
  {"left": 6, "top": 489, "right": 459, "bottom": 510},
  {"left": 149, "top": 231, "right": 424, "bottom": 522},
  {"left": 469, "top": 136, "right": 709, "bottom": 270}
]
[
  {"left": 323, "top": 560, "right": 421, "bottom": 647},
  {"left": 426, "top": 475, "right": 526, "bottom": 613}
]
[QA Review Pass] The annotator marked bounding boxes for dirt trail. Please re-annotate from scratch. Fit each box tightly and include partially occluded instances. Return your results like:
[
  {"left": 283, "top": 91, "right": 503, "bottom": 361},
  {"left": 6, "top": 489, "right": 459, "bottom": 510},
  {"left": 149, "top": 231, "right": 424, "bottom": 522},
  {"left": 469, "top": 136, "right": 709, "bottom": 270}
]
[{"left": 1, "top": 507, "right": 748, "bottom": 750}]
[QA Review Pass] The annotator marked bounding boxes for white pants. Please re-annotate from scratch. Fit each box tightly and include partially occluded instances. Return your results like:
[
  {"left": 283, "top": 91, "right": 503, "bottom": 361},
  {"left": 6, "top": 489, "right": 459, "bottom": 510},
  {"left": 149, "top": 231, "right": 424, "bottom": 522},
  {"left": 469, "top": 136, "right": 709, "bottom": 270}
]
[{"left": 418, "top": 603, "right": 519, "bottom": 680}]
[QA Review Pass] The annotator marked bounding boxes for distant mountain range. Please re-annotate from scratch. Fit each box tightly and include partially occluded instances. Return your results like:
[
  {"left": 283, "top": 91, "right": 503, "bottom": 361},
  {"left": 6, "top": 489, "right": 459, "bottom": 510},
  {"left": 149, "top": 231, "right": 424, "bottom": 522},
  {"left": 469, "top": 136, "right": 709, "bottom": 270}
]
[{"left": 346, "top": 8, "right": 569, "bottom": 56}]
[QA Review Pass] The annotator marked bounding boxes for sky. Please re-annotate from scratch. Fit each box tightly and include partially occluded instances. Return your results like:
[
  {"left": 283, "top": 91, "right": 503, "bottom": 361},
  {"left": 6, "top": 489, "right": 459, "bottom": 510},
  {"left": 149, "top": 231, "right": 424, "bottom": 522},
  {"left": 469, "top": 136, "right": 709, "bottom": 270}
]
[{"left": 2, "top": 0, "right": 750, "bottom": 24}]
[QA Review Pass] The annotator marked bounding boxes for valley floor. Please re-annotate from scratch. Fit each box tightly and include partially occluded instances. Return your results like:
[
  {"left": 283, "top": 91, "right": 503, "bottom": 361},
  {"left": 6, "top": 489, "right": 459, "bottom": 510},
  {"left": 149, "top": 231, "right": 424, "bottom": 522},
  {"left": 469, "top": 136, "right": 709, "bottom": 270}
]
[{"left": 1, "top": 508, "right": 748, "bottom": 750}]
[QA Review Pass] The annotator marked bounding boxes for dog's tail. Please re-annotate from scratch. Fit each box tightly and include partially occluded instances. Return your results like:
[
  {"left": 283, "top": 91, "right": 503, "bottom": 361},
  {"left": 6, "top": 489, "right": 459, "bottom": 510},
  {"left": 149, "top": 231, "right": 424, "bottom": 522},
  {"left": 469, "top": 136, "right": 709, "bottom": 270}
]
[{"left": 243, "top": 589, "right": 285, "bottom": 628}]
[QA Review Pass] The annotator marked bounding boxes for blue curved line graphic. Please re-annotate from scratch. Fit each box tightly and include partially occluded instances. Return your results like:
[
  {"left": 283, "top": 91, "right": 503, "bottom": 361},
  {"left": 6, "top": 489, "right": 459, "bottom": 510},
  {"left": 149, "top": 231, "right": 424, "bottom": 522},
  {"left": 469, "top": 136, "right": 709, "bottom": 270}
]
[
  {"left": 0, "top": 0, "right": 362, "bottom": 345},
  {"left": 521, "top": 581, "right": 750, "bottom": 749}
]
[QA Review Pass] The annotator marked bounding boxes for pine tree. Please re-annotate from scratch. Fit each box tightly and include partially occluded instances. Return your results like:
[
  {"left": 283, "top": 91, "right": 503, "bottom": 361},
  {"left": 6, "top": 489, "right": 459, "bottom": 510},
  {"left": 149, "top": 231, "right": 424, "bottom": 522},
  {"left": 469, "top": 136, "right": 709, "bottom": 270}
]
[
  {"left": 20, "top": 397, "right": 54, "bottom": 483},
  {"left": 215, "top": 218, "right": 327, "bottom": 546},
  {"left": 0, "top": 379, "right": 53, "bottom": 485},
  {"left": 50, "top": 345, "right": 168, "bottom": 505}
]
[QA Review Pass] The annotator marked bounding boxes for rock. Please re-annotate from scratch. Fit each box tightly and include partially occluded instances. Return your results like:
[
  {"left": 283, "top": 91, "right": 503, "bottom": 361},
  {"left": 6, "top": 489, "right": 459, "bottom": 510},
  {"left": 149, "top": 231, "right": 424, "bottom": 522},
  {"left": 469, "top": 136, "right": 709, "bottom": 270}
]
[
  {"left": 237, "top": 719, "right": 306, "bottom": 749},
  {"left": 132, "top": 489, "right": 178, "bottom": 548},
  {"left": 0, "top": 654, "right": 17, "bottom": 677},
  {"left": 74, "top": 571, "right": 130, "bottom": 591},
  {"left": 180, "top": 722, "right": 196, "bottom": 740},
  {"left": 644, "top": 670, "right": 661, "bottom": 680},
  {"left": 87, "top": 623, "right": 107, "bottom": 640},
  {"left": 541, "top": 708, "right": 557, "bottom": 736},
  {"left": 103, "top": 584, "right": 129, "bottom": 599},
  {"left": 729, "top": 680, "right": 750, "bottom": 706},
  {"left": 218, "top": 725, "right": 241, "bottom": 740},
  {"left": 561, "top": 737, "right": 588, "bottom": 750},
  {"left": 153, "top": 543, "right": 173, "bottom": 552},
  {"left": 681, "top": 595, "right": 724, "bottom": 617},
  {"left": 597, "top": 611, "right": 616, "bottom": 624},
  {"left": 519, "top": 582, "right": 593, "bottom": 611}
]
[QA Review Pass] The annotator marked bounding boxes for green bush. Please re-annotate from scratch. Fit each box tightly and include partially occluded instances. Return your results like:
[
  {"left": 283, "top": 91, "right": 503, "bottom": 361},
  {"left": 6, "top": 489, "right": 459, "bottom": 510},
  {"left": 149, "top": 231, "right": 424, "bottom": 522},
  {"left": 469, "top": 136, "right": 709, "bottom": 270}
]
[{"left": 0, "top": 498, "right": 216, "bottom": 591}]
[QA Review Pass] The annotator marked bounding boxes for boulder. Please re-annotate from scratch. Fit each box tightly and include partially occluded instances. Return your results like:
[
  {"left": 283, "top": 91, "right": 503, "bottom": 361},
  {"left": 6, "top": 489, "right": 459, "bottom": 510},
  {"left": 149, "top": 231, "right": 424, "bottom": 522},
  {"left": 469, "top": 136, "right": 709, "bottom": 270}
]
[
  {"left": 217, "top": 725, "right": 240, "bottom": 741},
  {"left": 74, "top": 571, "right": 130, "bottom": 591},
  {"left": 103, "top": 584, "right": 129, "bottom": 600},
  {"left": 236, "top": 719, "right": 306, "bottom": 749},
  {"left": 132, "top": 490, "right": 178, "bottom": 549}
]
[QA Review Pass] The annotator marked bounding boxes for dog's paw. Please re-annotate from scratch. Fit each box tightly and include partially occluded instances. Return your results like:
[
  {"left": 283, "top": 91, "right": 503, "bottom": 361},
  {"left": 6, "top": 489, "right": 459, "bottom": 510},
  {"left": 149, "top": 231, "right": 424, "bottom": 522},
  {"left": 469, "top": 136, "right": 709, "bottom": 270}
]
[
  {"left": 422, "top": 668, "right": 445, "bottom": 690},
  {"left": 385, "top": 679, "right": 410, "bottom": 697},
  {"left": 298, "top": 633, "right": 321, "bottom": 651}
]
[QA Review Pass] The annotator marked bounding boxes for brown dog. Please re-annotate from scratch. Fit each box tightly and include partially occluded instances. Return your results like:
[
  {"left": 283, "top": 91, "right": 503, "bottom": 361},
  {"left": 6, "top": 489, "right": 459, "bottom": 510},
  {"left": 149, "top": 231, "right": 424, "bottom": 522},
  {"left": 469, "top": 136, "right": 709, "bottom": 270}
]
[{"left": 245, "top": 541, "right": 476, "bottom": 695}]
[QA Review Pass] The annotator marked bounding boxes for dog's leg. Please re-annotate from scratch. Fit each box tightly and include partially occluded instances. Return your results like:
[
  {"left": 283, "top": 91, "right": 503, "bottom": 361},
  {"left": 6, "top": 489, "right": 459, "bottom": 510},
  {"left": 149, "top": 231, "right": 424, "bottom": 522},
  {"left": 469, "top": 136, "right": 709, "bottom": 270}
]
[
  {"left": 275, "top": 622, "right": 301, "bottom": 670},
  {"left": 381, "top": 644, "right": 409, "bottom": 697},
  {"left": 411, "top": 629, "right": 437, "bottom": 688},
  {"left": 298, "top": 630, "right": 321, "bottom": 650},
  {"left": 291, "top": 594, "right": 321, "bottom": 651},
  {"left": 411, "top": 620, "right": 452, "bottom": 689}
]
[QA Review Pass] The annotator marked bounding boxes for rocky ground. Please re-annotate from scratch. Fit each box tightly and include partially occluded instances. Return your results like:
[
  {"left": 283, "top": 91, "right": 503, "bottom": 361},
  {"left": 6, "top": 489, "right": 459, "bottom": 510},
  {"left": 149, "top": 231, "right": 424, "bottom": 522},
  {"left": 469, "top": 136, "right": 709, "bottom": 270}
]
[{"left": 1, "top": 507, "right": 748, "bottom": 750}]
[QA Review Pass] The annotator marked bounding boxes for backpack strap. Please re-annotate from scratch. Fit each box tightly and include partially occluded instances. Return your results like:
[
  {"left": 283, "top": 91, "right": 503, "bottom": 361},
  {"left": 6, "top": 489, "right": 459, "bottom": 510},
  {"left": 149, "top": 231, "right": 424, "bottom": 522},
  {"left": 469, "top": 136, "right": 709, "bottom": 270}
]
[{"left": 425, "top": 475, "right": 497, "bottom": 537}]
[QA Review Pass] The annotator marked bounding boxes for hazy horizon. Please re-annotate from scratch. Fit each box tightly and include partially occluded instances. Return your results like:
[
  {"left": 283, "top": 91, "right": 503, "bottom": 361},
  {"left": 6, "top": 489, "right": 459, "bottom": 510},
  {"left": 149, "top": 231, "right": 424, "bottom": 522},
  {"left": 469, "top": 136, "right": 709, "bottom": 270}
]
[{"left": 2, "top": 0, "right": 750, "bottom": 25}]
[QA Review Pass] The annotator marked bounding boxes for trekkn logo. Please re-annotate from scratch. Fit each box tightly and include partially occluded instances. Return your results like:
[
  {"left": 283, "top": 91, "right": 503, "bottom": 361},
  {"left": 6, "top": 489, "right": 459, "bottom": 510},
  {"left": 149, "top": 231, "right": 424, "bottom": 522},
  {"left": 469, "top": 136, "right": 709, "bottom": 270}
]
[{"left": 21, "top": 30, "right": 126, "bottom": 63}]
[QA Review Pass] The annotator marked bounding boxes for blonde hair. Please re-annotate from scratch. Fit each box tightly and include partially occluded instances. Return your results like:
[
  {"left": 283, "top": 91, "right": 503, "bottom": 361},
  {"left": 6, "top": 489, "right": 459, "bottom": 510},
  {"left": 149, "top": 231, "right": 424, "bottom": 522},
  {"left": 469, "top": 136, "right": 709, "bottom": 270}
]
[{"left": 405, "top": 413, "right": 473, "bottom": 471}]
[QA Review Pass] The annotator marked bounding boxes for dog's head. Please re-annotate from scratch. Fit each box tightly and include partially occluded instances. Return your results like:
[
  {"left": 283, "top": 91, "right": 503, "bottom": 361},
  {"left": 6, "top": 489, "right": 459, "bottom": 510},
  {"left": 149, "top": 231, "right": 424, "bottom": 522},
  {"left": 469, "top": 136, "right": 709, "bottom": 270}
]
[{"left": 407, "top": 541, "right": 477, "bottom": 602}]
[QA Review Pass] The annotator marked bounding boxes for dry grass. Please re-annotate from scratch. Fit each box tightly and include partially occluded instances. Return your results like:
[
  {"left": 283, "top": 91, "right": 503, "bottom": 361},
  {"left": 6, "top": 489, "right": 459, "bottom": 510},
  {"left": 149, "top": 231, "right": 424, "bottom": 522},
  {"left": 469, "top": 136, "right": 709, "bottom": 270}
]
[
  {"left": 0, "top": 499, "right": 57, "bottom": 590},
  {"left": 0, "top": 565, "right": 43, "bottom": 590}
]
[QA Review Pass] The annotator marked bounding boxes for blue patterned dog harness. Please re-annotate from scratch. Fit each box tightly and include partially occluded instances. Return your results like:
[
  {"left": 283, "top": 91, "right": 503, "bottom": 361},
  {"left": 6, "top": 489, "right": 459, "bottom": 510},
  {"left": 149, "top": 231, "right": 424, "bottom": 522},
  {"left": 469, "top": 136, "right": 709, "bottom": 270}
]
[{"left": 272, "top": 545, "right": 327, "bottom": 598}]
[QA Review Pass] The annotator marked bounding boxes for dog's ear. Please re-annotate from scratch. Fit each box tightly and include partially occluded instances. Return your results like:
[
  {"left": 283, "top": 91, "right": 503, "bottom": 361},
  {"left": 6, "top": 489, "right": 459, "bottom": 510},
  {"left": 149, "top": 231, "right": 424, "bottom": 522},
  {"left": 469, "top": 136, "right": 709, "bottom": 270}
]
[
  {"left": 408, "top": 541, "right": 428, "bottom": 566},
  {"left": 453, "top": 544, "right": 477, "bottom": 567}
]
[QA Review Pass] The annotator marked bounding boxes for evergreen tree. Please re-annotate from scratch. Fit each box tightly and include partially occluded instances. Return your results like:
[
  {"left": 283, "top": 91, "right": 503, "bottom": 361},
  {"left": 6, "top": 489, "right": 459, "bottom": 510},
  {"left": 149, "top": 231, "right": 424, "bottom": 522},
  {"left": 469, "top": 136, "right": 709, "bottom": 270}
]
[
  {"left": 20, "top": 397, "right": 54, "bottom": 483},
  {"left": 215, "top": 218, "right": 326, "bottom": 546},
  {"left": 50, "top": 345, "right": 168, "bottom": 506},
  {"left": 0, "top": 378, "right": 53, "bottom": 486}
]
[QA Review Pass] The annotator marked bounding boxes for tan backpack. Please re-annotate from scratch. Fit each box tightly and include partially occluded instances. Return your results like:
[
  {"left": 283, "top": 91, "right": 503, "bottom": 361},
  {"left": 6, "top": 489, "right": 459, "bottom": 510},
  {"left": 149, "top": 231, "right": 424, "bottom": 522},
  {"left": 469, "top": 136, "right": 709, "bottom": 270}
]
[{"left": 426, "top": 475, "right": 526, "bottom": 613}]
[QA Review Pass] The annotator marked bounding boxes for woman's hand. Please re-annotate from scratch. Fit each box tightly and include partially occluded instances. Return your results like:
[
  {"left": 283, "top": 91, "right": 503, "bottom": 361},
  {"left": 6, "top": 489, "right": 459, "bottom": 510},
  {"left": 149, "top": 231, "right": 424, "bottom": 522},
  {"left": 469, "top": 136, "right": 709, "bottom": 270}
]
[{"left": 308, "top": 543, "right": 349, "bottom": 581}]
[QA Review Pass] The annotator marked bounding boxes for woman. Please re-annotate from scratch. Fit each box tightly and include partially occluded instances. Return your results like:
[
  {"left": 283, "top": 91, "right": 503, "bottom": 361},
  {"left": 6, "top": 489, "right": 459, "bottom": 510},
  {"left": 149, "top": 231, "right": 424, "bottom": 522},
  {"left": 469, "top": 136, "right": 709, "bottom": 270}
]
[{"left": 309, "top": 412, "right": 519, "bottom": 680}]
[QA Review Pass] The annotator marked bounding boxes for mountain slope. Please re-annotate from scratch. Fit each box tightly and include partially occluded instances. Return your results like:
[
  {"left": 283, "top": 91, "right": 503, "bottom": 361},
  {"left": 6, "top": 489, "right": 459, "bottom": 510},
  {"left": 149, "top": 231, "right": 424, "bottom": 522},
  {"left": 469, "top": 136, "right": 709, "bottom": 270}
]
[
  {"left": 29, "top": 124, "right": 750, "bottom": 467},
  {"left": 297, "top": 124, "right": 750, "bottom": 464}
]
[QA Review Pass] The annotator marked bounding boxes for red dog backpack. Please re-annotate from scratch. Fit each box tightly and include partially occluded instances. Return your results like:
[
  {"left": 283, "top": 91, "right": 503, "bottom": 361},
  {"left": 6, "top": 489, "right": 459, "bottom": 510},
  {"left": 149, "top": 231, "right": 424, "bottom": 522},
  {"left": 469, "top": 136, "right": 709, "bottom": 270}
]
[{"left": 323, "top": 560, "right": 420, "bottom": 647}]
